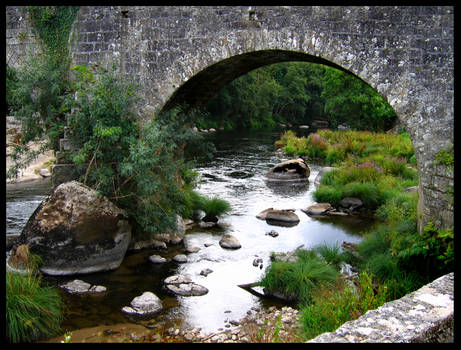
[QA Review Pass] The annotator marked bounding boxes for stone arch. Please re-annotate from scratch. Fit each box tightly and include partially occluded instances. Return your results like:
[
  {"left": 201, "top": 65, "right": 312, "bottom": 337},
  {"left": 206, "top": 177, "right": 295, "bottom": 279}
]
[
  {"left": 7, "top": 5, "right": 453, "bottom": 231},
  {"left": 152, "top": 24, "right": 452, "bottom": 232}
]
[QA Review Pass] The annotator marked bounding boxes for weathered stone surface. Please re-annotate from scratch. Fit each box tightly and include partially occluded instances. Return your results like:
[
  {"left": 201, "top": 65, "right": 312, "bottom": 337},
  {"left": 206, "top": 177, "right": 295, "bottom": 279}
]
[
  {"left": 265, "top": 159, "right": 310, "bottom": 182},
  {"left": 122, "top": 291, "right": 163, "bottom": 315},
  {"left": 200, "top": 268, "right": 213, "bottom": 277},
  {"left": 309, "top": 273, "right": 454, "bottom": 343},
  {"left": 219, "top": 234, "right": 241, "bottom": 249},
  {"left": 60, "top": 279, "right": 107, "bottom": 294},
  {"left": 302, "top": 203, "right": 333, "bottom": 216},
  {"left": 265, "top": 230, "right": 279, "bottom": 237},
  {"left": 6, "top": 5, "right": 454, "bottom": 231},
  {"left": 18, "top": 181, "right": 131, "bottom": 276},
  {"left": 265, "top": 209, "right": 300, "bottom": 225},
  {"left": 339, "top": 197, "right": 363, "bottom": 210},
  {"left": 173, "top": 254, "right": 188, "bottom": 263},
  {"left": 148, "top": 255, "right": 167, "bottom": 264},
  {"left": 164, "top": 275, "right": 208, "bottom": 296},
  {"left": 186, "top": 246, "right": 201, "bottom": 253},
  {"left": 256, "top": 208, "right": 273, "bottom": 220}
]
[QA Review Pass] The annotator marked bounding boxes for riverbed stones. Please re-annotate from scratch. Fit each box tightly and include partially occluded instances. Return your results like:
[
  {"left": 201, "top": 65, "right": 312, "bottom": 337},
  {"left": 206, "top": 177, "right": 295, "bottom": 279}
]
[
  {"left": 17, "top": 181, "right": 132, "bottom": 276},
  {"left": 164, "top": 274, "right": 208, "bottom": 296},
  {"left": 130, "top": 215, "right": 185, "bottom": 251},
  {"left": 302, "top": 203, "right": 334, "bottom": 216},
  {"left": 200, "top": 268, "right": 213, "bottom": 277},
  {"left": 60, "top": 279, "right": 107, "bottom": 294},
  {"left": 265, "top": 230, "right": 279, "bottom": 237},
  {"left": 122, "top": 291, "right": 163, "bottom": 315},
  {"left": 149, "top": 255, "right": 167, "bottom": 264},
  {"left": 219, "top": 234, "right": 241, "bottom": 249},
  {"left": 186, "top": 246, "right": 201, "bottom": 253},
  {"left": 173, "top": 254, "right": 188, "bottom": 263},
  {"left": 265, "top": 158, "right": 310, "bottom": 183},
  {"left": 339, "top": 197, "right": 363, "bottom": 211},
  {"left": 264, "top": 209, "right": 300, "bottom": 225}
]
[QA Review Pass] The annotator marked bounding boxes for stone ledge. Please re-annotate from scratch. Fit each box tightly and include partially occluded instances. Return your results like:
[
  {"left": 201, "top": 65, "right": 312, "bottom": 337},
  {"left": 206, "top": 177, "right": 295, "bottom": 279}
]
[{"left": 308, "top": 272, "right": 454, "bottom": 343}]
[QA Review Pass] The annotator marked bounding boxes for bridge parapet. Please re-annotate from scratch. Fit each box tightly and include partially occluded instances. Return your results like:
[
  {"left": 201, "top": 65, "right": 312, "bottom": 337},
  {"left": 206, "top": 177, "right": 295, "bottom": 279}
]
[{"left": 308, "top": 273, "right": 454, "bottom": 343}]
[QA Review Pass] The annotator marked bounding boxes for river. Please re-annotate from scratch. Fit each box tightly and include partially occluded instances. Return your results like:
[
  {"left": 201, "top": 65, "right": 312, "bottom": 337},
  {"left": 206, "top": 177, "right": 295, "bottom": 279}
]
[{"left": 6, "top": 130, "right": 375, "bottom": 337}]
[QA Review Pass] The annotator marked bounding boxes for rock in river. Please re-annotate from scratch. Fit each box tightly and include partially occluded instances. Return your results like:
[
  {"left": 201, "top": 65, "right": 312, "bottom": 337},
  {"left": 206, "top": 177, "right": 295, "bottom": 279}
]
[
  {"left": 149, "top": 255, "right": 167, "bottom": 264},
  {"left": 122, "top": 291, "right": 163, "bottom": 315},
  {"left": 60, "top": 279, "right": 107, "bottom": 294},
  {"left": 219, "top": 234, "right": 241, "bottom": 249},
  {"left": 17, "top": 181, "right": 131, "bottom": 276},
  {"left": 265, "top": 158, "right": 310, "bottom": 183},
  {"left": 301, "top": 203, "right": 333, "bottom": 216},
  {"left": 164, "top": 275, "right": 208, "bottom": 296}
]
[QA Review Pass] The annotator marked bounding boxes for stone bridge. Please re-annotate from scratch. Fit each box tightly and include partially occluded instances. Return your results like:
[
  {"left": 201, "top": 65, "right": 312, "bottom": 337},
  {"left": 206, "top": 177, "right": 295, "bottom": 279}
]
[{"left": 6, "top": 6, "right": 454, "bottom": 231}]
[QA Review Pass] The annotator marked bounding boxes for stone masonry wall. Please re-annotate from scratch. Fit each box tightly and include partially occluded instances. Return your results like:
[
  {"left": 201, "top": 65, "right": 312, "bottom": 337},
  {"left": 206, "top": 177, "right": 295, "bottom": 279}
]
[
  {"left": 308, "top": 273, "right": 454, "bottom": 343},
  {"left": 5, "top": 6, "right": 41, "bottom": 68},
  {"left": 5, "top": 6, "right": 454, "bottom": 230}
]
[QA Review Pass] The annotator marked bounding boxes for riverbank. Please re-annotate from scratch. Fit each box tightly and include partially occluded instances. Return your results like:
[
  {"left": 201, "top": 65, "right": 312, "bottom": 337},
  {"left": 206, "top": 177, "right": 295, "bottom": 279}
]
[{"left": 43, "top": 305, "right": 302, "bottom": 343}]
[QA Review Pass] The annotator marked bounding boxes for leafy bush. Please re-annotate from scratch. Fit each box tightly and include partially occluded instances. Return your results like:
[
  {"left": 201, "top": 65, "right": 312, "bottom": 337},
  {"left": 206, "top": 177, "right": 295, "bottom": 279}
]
[{"left": 396, "top": 222, "right": 454, "bottom": 281}]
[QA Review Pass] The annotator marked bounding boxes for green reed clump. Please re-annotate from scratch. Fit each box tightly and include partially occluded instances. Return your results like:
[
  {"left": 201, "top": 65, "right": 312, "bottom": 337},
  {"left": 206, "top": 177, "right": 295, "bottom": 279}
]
[
  {"left": 6, "top": 255, "right": 63, "bottom": 343},
  {"left": 312, "top": 243, "right": 347, "bottom": 271},
  {"left": 258, "top": 250, "right": 339, "bottom": 305},
  {"left": 299, "top": 271, "right": 388, "bottom": 341}
]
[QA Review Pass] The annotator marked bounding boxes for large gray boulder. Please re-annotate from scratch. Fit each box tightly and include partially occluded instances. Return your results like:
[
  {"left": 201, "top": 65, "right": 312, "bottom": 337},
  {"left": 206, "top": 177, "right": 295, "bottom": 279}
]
[{"left": 18, "top": 181, "right": 131, "bottom": 275}]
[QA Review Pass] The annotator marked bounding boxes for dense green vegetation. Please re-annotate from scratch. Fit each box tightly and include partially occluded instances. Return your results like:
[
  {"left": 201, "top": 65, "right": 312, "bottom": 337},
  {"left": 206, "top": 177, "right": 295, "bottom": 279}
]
[
  {"left": 202, "top": 62, "right": 396, "bottom": 132},
  {"left": 258, "top": 129, "right": 454, "bottom": 340},
  {"left": 6, "top": 254, "right": 63, "bottom": 343}
]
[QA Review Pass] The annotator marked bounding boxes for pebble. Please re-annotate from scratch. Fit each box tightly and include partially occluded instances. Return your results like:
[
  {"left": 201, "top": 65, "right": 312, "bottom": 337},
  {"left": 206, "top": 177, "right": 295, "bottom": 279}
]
[{"left": 159, "top": 305, "right": 301, "bottom": 343}]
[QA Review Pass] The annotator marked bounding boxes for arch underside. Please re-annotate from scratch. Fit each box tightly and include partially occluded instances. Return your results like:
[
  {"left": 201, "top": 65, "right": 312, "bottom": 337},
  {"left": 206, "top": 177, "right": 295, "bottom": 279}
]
[{"left": 161, "top": 49, "right": 352, "bottom": 112}]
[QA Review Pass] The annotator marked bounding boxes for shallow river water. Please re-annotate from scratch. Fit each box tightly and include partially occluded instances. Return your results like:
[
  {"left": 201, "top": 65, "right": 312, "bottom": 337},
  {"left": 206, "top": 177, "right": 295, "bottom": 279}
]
[{"left": 6, "top": 130, "right": 375, "bottom": 336}]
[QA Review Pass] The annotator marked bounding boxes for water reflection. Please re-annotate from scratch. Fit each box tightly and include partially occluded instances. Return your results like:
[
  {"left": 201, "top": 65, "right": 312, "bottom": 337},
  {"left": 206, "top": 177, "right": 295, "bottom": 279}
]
[{"left": 6, "top": 130, "right": 376, "bottom": 335}]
